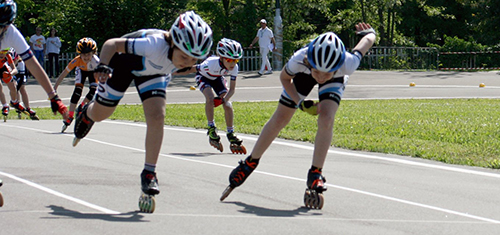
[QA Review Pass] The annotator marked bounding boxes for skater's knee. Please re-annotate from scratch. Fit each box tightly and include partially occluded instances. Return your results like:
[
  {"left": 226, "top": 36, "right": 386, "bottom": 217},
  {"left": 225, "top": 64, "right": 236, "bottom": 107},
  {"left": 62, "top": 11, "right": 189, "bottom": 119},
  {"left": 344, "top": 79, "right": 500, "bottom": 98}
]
[
  {"left": 71, "top": 85, "right": 83, "bottom": 104},
  {"left": 85, "top": 86, "right": 96, "bottom": 101}
]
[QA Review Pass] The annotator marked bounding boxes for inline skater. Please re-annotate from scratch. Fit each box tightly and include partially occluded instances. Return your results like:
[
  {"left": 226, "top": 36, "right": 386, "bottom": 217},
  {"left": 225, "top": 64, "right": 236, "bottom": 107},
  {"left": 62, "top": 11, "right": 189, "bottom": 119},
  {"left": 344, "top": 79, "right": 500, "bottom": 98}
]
[
  {"left": 221, "top": 23, "right": 376, "bottom": 209},
  {"left": 174, "top": 38, "right": 246, "bottom": 154},
  {"left": 54, "top": 38, "right": 99, "bottom": 132},
  {"left": 11, "top": 48, "right": 39, "bottom": 120},
  {"left": 72, "top": 11, "right": 213, "bottom": 213},
  {"left": 0, "top": 0, "right": 67, "bottom": 119}
]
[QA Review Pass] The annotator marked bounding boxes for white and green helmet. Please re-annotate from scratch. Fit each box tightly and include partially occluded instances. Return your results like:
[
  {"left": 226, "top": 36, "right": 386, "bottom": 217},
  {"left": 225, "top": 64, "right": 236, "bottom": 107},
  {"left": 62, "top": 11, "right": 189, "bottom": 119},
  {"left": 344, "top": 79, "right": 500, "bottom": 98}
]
[
  {"left": 170, "top": 11, "right": 213, "bottom": 60},
  {"left": 216, "top": 38, "right": 243, "bottom": 59}
]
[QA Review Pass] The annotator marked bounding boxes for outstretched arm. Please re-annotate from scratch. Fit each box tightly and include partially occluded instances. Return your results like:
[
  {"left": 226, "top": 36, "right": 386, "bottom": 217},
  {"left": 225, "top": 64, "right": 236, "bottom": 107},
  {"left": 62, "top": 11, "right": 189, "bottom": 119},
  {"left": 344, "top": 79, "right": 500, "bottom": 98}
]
[{"left": 353, "top": 23, "right": 376, "bottom": 56}]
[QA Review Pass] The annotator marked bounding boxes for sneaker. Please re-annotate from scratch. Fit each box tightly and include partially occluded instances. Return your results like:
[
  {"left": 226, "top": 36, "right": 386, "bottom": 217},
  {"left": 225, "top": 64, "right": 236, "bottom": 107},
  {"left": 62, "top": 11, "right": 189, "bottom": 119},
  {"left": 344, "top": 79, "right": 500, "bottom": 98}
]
[
  {"left": 257, "top": 71, "right": 263, "bottom": 76},
  {"left": 264, "top": 70, "right": 273, "bottom": 74}
]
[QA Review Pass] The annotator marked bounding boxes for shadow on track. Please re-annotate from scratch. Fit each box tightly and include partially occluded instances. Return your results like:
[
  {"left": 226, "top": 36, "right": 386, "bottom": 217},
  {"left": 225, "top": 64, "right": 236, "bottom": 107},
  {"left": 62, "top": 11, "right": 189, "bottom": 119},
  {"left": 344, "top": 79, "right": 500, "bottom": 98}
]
[{"left": 43, "top": 205, "right": 148, "bottom": 222}]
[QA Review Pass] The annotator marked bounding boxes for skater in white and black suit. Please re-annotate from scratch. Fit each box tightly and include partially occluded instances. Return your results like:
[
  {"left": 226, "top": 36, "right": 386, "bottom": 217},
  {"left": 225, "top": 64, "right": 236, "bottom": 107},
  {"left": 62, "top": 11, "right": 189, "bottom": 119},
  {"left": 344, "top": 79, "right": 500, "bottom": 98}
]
[
  {"left": 72, "top": 11, "right": 213, "bottom": 212},
  {"left": 221, "top": 23, "right": 376, "bottom": 209}
]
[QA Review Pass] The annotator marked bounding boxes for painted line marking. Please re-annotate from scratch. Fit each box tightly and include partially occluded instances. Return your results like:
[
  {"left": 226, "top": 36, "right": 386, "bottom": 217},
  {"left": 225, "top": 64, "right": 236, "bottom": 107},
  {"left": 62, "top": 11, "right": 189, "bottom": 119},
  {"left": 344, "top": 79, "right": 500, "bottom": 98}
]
[
  {"left": 0, "top": 171, "right": 119, "bottom": 214},
  {"left": 3, "top": 121, "right": 499, "bottom": 223}
]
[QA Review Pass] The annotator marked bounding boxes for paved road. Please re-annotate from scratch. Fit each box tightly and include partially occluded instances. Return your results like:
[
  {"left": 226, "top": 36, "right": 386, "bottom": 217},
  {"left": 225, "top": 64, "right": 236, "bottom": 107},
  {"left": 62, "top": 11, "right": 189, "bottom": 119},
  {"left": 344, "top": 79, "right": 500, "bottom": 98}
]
[{"left": 1, "top": 71, "right": 499, "bottom": 234}]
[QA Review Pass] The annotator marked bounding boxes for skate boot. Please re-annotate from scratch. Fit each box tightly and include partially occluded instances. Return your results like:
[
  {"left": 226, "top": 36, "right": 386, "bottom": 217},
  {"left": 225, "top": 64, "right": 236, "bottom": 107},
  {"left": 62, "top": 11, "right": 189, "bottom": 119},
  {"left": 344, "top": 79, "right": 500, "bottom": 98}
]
[
  {"left": 208, "top": 126, "right": 223, "bottom": 152},
  {"left": 61, "top": 116, "right": 74, "bottom": 133},
  {"left": 303, "top": 168, "right": 327, "bottom": 209},
  {"left": 26, "top": 108, "right": 39, "bottom": 120},
  {"left": 138, "top": 170, "right": 160, "bottom": 213},
  {"left": 10, "top": 101, "right": 28, "bottom": 118},
  {"left": 0, "top": 179, "right": 3, "bottom": 207},
  {"left": 75, "top": 102, "right": 85, "bottom": 117},
  {"left": 72, "top": 104, "right": 94, "bottom": 146},
  {"left": 2, "top": 106, "right": 8, "bottom": 122},
  {"left": 227, "top": 132, "right": 247, "bottom": 154},
  {"left": 220, "top": 156, "right": 259, "bottom": 201}
]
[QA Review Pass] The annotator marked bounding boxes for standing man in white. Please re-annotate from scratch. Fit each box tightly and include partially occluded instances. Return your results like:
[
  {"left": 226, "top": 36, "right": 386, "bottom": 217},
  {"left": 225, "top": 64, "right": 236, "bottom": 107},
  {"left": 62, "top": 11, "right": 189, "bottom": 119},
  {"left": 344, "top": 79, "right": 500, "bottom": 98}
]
[{"left": 250, "top": 19, "right": 276, "bottom": 76}]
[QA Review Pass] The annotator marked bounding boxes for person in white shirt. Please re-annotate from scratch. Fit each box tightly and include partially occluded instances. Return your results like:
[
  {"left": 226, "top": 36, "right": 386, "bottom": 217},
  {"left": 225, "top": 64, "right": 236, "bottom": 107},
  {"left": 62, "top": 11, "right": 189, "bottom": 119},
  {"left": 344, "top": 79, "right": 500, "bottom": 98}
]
[
  {"left": 250, "top": 19, "right": 276, "bottom": 76},
  {"left": 46, "top": 28, "right": 61, "bottom": 78},
  {"left": 29, "top": 26, "right": 45, "bottom": 68},
  {"left": 221, "top": 23, "right": 377, "bottom": 209},
  {"left": 0, "top": 0, "right": 67, "bottom": 119}
]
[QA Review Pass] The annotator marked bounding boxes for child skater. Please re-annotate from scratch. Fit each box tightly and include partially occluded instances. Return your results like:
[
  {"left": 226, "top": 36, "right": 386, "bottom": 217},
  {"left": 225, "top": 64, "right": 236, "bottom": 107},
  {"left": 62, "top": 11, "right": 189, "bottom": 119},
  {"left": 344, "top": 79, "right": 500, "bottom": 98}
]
[
  {"left": 174, "top": 38, "right": 246, "bottom": 154},
  {"left": 72, "top": 11, "right": 213, "bottom": 213},
  {"left": 53, "top": 37, "right": 99, "bottom": 132},
  {"left": 221, "top": 23, "right": 377, "bottom": 210},
  {"left": 0, "top": 0, "right": 67, "bottom": 119}
]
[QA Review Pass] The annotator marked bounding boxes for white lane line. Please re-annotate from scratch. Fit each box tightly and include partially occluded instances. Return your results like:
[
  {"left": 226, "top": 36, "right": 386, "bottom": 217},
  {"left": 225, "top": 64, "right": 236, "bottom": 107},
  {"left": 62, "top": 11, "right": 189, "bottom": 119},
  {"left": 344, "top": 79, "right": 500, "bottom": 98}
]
[
  {"left": 103, "top": 120, "right": 500, "bottom": 179},
  {"left": 3, "top": 121, "right": 500, "bottom": 223},
  {"left": 0, "top": 171, "right": 119, "bottom": 215}
]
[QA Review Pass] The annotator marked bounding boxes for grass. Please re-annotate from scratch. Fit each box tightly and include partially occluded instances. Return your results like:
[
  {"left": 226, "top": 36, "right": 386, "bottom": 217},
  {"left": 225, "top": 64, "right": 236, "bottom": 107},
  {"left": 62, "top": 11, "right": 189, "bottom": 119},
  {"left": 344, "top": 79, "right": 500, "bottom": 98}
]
[{"left": 30, "top": 98, "right": 500, "bottom": 169}]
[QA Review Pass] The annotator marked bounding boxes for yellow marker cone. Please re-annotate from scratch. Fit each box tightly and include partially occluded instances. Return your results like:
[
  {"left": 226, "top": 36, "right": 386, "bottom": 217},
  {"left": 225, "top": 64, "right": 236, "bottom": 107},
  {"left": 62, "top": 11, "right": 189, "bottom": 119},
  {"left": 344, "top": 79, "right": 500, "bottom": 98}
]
[
  {"left": 189, "top": 86, "right": 196, "bottom": 90},
  {"left": 409, "top": 82, "right": 416, "bottom": 87},
  {"left": 479, "top": 83, "right": 485, "bottom": 88}
]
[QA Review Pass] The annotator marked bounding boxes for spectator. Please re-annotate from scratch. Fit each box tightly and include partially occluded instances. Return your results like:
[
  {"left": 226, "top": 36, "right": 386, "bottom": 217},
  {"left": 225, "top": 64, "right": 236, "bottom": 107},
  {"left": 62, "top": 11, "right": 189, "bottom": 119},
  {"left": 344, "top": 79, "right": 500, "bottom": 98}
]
[
  {"left": 29, "top": 27, "right": 46, "bottom": 69},
  {"left": 250, "top": 19, "right": 276, "bottom": 76},
  {"left": 46, "top": 28, "right": 61, "bottom": 78}
]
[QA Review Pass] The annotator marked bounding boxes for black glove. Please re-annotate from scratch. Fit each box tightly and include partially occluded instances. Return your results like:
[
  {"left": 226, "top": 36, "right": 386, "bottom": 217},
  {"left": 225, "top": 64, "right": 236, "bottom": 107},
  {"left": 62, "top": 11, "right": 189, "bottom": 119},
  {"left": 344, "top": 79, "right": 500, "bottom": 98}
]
[
  {"left": 50, "top": 94, "right": 68, "bottom": 115},
  {"left": 94, "top": 64, "right": 113, "bottom": 74}
]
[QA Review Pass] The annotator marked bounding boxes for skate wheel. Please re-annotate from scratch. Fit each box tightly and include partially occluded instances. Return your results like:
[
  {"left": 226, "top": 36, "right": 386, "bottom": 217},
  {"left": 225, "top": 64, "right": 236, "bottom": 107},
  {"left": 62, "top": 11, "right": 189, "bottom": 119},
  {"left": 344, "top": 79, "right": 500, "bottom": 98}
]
[
  {"left": 303, "top": 189, "right": 324, "bottom": 209},
  {"left": 230, "top": 145, "right": 247, "bottom": 155},
  {"left": 220, "top": 185, "right": 234, "bottom": 201},
  {"left": 210, "top": 140, "right": 224, "bottom": 152},
  {"left": 0, "top": 191, "right": 3, "bottom": 207},
  {"left": 72, "top": 137, "right": 81, "bottom": 147},
  {"left": 138, "top": 194, "right": 155, "bottom": 213}
]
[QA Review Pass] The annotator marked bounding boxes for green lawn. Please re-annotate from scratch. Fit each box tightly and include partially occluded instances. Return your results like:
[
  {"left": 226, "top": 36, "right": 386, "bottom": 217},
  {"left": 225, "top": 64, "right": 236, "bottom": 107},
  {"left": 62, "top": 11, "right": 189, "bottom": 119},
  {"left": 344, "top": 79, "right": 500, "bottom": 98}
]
[{"left": 31, "top": 98, "right": 500, "bottom": 169}]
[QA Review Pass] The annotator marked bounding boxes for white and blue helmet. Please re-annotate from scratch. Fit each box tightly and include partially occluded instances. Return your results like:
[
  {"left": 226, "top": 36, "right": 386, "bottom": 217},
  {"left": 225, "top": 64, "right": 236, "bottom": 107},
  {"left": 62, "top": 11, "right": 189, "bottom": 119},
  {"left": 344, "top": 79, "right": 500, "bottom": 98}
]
[{"left": 307, "top": 32, "right": 346, "bottom": 72}]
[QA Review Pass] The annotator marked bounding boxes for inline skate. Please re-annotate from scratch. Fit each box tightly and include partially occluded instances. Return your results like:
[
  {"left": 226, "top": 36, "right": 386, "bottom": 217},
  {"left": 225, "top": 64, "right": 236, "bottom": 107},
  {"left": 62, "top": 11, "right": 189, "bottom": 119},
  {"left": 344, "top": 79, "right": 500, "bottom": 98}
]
[
  {"left": 2, "top": 106, "right": 8, "bottom": 122},
  {"left": 10, "top": 101, "right": 28, "bottom": 119},
  {"left": 227, "top": 132, "right": 246, "bottom": 154},
  {"left": 138, "top": 170, "right": 160, "bottom": 213},
  {"left": 26, "top": 108, "right": 39, "bottom": 120},
  {"left": 207, "top": 126, "right": 223, "bottom": 152},
  {"left": 303, "top": 168, "right": 327, "bottom": 209},
  {"left": 61, "top": 116, "right": 74, "bottom": 133},
  {"left": 220, "top": 156, "right": 259, "bottom": 201},
  {"left": 73, "top": 104, "right": 94, "bottom": 146}
]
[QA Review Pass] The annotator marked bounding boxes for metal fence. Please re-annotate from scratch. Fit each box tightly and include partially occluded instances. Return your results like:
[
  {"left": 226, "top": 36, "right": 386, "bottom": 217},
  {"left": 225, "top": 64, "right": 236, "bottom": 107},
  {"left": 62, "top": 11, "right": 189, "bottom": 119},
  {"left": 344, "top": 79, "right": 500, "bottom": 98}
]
[
  {"left": 54, "top": 47, "right": 500, "bottom": 73},
  {"left": 359, "top": 47, "right": 439, "bottom": 70}
]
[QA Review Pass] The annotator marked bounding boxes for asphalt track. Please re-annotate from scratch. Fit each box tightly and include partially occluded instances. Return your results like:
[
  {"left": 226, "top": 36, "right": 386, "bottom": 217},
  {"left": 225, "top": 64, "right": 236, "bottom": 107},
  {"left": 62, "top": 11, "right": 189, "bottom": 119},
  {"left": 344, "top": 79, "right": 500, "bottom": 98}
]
[{"left": 1, "top": 71, "right": 500, "bottom": 234}]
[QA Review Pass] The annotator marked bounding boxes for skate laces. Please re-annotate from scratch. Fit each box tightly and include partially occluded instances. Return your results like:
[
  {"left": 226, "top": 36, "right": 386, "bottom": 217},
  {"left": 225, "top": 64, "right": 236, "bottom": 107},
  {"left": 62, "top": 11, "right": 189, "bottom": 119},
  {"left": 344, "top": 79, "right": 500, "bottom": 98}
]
[{"left": 308, "top": 169, "right": 326, "bottom": 189}]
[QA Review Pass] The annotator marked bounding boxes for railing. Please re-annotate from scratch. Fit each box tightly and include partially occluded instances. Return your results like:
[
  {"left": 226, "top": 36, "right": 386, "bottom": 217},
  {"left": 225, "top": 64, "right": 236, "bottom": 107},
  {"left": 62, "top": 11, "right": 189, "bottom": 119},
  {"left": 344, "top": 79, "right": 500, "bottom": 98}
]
[
  {"left": 359, "top": 47, "right": 439, "bottom": 70},
  {"left": 55, "top": 47, "right": 500, "bottom": 73}
]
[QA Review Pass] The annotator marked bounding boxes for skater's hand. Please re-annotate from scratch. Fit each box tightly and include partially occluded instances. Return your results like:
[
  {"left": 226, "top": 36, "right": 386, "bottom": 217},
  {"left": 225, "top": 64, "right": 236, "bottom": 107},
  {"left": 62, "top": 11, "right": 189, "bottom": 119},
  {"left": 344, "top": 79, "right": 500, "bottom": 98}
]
[
  {"left": 94, "top": 64, "right": 113, "bottom": 83},
  {"left": 355, "top": 23, "right": 376, "bottom": 37},
  {"left": 214, "top": 97, "right": 225, "bottom": 107},
  {"left": 50, "top": 95, "right": 69, "bottom": 119},
  {"left": 299, "top": 100, "right": 318, "bottom": 115}
]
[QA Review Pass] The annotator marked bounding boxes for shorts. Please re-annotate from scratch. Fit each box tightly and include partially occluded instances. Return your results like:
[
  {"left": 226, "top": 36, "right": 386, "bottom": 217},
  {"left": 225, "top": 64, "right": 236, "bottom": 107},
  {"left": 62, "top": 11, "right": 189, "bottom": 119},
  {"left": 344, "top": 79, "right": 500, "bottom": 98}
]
[
  {"left": 195, "top": 73, "right": 228, "bottom": 96},
  {"left": 95, "top": 54, "right": 169, "bottom": 107},
  {"left": 279, "top": 72, "right": 347, "bottom": 108}
]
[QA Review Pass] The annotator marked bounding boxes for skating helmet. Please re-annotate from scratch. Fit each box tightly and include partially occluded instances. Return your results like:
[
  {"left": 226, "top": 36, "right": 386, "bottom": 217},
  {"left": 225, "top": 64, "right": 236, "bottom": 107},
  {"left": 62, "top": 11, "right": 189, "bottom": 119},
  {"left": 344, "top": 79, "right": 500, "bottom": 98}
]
[
  {"left": 0, "top": 0, "right": 16, "bottom": 26},
  {"left": 76, "top": 37, "right": 97, "bottom": 54},
  {"left": 307, "top": 32, "right": 345, "bottom": 72},
  {"left": 170, "top": 11, "right": 213, "bottom": 60},
  {"left": 217, "top": 38, "right": 243, "bottom": 60}
]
